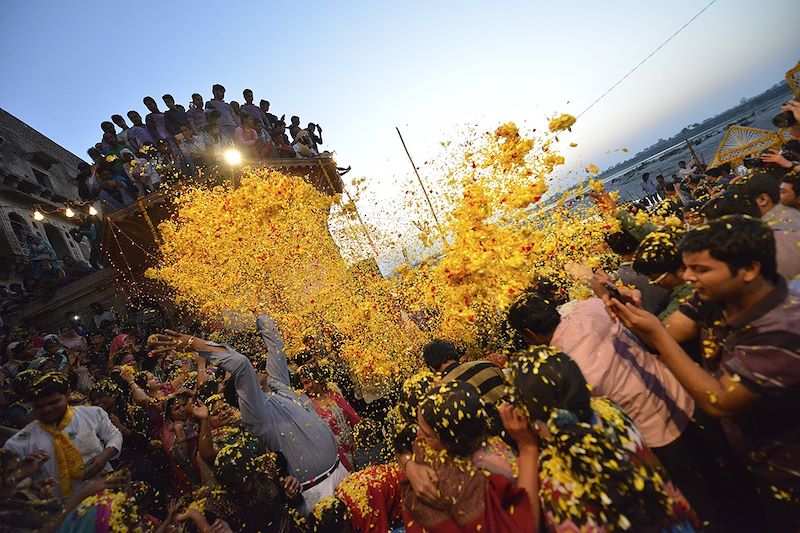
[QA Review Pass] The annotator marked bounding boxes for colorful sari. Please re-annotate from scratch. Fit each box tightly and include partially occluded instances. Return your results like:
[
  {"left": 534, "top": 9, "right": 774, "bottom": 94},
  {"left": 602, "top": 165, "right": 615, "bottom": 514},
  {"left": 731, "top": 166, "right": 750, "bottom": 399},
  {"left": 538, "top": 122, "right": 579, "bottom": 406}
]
[{"left": 308, "top": 389, "right": 360, "bottom": 470}]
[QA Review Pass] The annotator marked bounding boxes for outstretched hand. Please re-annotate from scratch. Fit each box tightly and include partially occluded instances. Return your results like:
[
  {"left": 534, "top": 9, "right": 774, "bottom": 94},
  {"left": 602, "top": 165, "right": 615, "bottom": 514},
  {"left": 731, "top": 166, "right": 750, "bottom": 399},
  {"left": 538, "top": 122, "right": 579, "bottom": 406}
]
[
  {"left": 147, "top": 330, "right": 193, "bottom": 357},
  {"left": 589, "top": 190, "right": 617, "bottom": 213}
]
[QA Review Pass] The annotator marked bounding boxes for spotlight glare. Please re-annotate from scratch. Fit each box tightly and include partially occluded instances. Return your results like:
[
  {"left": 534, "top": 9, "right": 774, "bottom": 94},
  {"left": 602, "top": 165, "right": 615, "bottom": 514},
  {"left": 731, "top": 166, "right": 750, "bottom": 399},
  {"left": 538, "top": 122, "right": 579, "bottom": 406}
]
[
  {"left": 33, "top": 210, "right": 44, "bottom": 221},
  {"left": 65, "top": 207, "right": 75, "bottom": 218},
  {"left": 89, "top": 206, "right": 98, "bottom": 216},
  {"left": 223, "top": 148, "right": 242, "bottom": 166}
]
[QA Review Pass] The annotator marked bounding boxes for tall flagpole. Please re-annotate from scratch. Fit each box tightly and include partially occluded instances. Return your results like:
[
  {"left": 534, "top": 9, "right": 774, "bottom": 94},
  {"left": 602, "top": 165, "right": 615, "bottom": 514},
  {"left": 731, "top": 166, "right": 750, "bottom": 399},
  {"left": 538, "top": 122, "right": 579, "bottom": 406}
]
[{"left": 395, "top": 127, "right": 446, "bottom": 241}]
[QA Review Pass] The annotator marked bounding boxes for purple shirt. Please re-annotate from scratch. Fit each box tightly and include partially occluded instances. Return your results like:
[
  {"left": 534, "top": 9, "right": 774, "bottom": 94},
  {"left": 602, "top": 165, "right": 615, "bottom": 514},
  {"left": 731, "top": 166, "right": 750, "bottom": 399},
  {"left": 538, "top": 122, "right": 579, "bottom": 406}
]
[
  {"left": 679, "top": 278, "right": 800, "bottom": 491},
  {"left": 205, "top": 99, "right": 237, "bottom": 129},
  {"left": 145, "top": 112, "right": 171, "bottom": 142},
  {"left": 187, "top": 107, "right": 206, "bottom": 132},
  {"left": 239, "top": 103, "right": 265, "bottom": 129},
  {"left": 126, "top": 125, "right": 155, "bottom": 152}
]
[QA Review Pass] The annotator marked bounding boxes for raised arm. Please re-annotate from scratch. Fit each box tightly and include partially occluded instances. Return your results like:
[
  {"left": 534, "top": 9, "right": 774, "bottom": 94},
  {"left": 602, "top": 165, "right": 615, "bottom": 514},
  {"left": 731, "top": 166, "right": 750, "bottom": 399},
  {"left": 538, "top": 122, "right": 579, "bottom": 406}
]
[
  {"left": 149, "top": 331, "right": 272, "bottom": 437},
  {"left": 256, "top": 313, "right": 292, "bottom": 391}
]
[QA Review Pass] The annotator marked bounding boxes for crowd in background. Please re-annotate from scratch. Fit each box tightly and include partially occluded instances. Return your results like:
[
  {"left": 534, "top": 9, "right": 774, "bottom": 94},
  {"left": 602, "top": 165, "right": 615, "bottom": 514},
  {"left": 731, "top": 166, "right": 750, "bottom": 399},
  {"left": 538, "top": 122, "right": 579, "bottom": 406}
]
[
  {"left": 76, "top": 84, "right": 329, "bottom": 213},
  {"left": 0, "top": 102, "right": 798, "bottom": 532}
]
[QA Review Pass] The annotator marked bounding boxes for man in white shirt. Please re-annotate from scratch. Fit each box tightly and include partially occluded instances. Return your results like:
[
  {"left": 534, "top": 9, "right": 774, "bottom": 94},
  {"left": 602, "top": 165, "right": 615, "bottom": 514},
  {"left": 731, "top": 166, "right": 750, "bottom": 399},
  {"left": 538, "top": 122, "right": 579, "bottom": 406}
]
[
  {"left": 641, "top": 172, "right": 658, "bottom": 203},
  {"left": 90, "top": 302, "right": 117, "bottom": 330},
  {"left": 3, "top": 372, "right": 122, "bottom": 498},
  {"left": 677, "top": 160, "right": 697, "bottom": 181}
]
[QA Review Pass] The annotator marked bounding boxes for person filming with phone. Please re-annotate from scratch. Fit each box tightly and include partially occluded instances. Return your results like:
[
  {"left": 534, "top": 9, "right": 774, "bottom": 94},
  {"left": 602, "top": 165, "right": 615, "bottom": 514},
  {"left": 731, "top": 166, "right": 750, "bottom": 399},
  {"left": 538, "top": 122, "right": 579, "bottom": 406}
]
[{"left": 505, "top": 280, "right": 722, "bottom": 525}]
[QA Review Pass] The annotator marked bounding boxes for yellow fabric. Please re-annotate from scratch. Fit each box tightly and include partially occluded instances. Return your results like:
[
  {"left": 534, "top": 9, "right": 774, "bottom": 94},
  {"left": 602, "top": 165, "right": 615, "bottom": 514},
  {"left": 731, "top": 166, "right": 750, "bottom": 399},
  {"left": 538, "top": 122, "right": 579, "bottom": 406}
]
[{"left": 40, "top": 406, "right": 84, "bottom": 496}]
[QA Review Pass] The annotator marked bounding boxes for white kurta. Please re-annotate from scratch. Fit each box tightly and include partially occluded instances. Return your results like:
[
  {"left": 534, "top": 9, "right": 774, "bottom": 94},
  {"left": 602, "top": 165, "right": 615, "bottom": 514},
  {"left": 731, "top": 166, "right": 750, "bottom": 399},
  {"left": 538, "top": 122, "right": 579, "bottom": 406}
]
[{"left": 3, "top": 406, "right": 123, "bottom": 498}]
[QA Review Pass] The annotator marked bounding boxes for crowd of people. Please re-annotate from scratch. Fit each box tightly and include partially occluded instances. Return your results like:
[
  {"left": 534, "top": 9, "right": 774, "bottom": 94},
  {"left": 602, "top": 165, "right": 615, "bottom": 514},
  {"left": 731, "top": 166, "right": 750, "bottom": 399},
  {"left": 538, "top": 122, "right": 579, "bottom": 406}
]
[
  {"left": 0, "top": 101, "right": 799, "bottom": 532},
  {"left": 1, "top": 215, "right": 102, "bottom": 306},
  {"left": 76, "top": 84, "right": 329, "bottom": 213}
]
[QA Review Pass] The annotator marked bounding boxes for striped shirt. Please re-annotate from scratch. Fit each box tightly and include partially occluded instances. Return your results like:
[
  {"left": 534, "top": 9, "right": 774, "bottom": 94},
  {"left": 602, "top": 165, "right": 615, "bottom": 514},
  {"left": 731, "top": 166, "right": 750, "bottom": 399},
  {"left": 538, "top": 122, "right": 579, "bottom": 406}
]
[
  {"left": 551, "top": 297, "right": 694, "bottom": 448},
  {"left": 440, "top": 360, "right": 507, "bottom": 405}
]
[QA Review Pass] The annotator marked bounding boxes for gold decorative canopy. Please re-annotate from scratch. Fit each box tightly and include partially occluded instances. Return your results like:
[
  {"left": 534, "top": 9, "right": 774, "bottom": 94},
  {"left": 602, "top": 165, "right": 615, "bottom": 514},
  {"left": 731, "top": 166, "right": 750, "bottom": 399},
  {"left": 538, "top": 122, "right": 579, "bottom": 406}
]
[{"left": 706, "top": 125, "right": 785, "bottom": 169}]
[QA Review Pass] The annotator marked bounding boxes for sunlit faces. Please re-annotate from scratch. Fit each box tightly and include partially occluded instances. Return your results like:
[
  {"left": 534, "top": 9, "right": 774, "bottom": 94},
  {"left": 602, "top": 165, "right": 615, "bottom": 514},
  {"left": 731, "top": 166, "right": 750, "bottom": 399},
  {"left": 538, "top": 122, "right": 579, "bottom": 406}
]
[{"left": 681, "top": 250, "right": 759, "bottom": 302}]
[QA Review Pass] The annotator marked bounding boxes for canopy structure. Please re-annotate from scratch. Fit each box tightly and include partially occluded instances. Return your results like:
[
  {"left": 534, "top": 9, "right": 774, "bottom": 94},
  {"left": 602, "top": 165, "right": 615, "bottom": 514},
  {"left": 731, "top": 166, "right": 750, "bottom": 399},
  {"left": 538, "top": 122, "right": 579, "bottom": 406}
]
[
  {"left": 101, "top": 155, "right": 345, "bottom": 295},
  {"left": 786, "top": 60, "right": 800, "bottom": 97},
  {"left": 706, "top": 125, "right": 788, "bottom": 169}
]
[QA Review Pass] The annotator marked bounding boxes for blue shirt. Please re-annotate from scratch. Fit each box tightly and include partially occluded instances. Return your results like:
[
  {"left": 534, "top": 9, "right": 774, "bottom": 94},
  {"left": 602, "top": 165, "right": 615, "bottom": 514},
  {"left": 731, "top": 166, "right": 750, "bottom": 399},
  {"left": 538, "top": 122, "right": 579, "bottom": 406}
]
[{"left": 197, "top": 314, "right": 338, "bottom": 482}]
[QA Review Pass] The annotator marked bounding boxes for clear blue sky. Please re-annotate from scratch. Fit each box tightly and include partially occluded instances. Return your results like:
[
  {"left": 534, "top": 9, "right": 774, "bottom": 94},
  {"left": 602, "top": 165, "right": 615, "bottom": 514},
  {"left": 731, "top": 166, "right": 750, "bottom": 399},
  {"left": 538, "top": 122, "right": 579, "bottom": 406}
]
[{"left": 2, "top": 0, "right": 798, "bottom": 264}]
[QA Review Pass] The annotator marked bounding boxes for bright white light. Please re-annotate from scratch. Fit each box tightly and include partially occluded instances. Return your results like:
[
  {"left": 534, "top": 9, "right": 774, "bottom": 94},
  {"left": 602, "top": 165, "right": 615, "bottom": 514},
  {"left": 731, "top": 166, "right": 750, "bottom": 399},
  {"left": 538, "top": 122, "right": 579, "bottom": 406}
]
[
  {"left": 73, "top": 315, "right": 80, "bottom": 321},
  {"left": 33, "top": 210, "right": 44, "bottom": 221},
  {"left": 88, "top": 206, "right": 98, "bottom": 216},
  {"left": 65, "top": 207, "right": 75, "bottom": 218},
  {"left": 223, "top": 148, "right": 242, "bottom": 166}
]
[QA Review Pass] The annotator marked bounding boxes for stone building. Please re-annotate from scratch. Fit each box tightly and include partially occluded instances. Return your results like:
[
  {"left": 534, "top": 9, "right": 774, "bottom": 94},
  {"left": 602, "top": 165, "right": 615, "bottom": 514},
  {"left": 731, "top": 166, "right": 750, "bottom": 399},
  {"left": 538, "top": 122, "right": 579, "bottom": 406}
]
[
  {"left": 0, "top": 107, "right": 124, "bottom": 331},
  {"left": 0, "top": 107, "right": 94, "bottom": 283}
]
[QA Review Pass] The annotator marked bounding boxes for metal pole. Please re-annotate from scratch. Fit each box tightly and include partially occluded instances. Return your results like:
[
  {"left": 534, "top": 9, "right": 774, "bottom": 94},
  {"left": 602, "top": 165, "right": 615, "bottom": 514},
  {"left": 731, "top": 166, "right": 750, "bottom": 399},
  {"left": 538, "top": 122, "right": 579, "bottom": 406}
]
[{"left": 395, "top": 127, "right": 446, "bottom": 241}]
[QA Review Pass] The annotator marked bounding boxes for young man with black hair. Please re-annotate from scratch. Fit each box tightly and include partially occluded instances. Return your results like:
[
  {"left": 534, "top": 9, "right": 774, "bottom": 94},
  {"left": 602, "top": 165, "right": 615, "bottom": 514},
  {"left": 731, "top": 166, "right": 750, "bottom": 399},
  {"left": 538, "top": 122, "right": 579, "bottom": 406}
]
[
  {"left": 162, "top": 94, "right": 188, "bottom": 136},
  {"left": 205, "top": 84, "right": 238, "bottom": 141},
  {"left": 632, "top": 229, "right": 693, "bottom": 320},
  {"left": 239, "top": 89, "right": 266, "bottom": 132},
  {"left": 288, "top": 115, "right": 302, "bottom": 141},
  {"left": 641, "top": 172, "right": 658, "bottom": 203},
  {"left": 421, "top": 339, "right": 506, "bottom": 407},
  {"left": 142, "top": 96, "right": 170, "bottom": 145},
  {"left": 3, "top": 372, "right": 122, "bottom": 498},
  {"left": 604, "top": 229, "right": 669, "bottom": 315},
  {"left": 187, "top": 93, "right": 206, "bottom": 133},
  {"left": 305, "top": 122, "right": 323, "bottom": 152},
  {"left": 259, "top": 99, "right": 279, "bottom": 131},
  {"left": 780, "top": 174, "right": 800, "bottom": 210},
  {"left": 735, "top": 172, "right": 800, "bottom": 280},
  {"left": 609, "top": 216, "right": 800, "bottom": 529},
  {"left": 125, "top": 111, "right": 155, "bottom": 153},
  {"left": 110, "top": 114, "right": 130, "bottom": 146},
  {"left": 99, "top": 121, "right": 117, "bottom": 153}
]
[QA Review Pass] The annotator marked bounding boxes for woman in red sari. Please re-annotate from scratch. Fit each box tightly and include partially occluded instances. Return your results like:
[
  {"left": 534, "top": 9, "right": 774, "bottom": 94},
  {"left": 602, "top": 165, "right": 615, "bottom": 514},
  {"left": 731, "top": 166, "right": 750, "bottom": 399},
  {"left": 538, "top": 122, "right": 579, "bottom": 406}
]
[
  {"left": 298, "top": 364, "right": 361, "bottom": 471},
  {"left": 400, "top": 381, "right": 536, "bottom": 533}
]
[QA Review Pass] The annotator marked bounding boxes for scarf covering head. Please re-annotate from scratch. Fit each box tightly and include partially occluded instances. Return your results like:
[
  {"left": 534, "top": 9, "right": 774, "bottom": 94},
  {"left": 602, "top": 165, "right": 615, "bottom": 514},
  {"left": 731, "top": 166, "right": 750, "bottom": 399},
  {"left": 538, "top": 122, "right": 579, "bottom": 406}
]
[
  {"left": 507, "top": 345, "right": 592, "bottom": 424},
  {"left": 507, "top": 346, "right": 688, "bottom": 531},
  {"left": 420, "top": 380, "right": 488, "bottom": 458},
  {"left": 397, "top": 371, "right": 435, "bottom": 424},
  {"left": 107, "top": 334, "right": 130, "bottom": 366}
]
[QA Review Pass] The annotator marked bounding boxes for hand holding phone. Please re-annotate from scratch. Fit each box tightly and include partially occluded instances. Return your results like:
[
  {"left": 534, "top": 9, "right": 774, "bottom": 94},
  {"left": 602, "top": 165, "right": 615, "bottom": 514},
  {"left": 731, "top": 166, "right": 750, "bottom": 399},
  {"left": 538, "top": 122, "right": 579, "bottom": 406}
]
[{"left": 604, "top": 282, "right": 633, "bottom": 305}]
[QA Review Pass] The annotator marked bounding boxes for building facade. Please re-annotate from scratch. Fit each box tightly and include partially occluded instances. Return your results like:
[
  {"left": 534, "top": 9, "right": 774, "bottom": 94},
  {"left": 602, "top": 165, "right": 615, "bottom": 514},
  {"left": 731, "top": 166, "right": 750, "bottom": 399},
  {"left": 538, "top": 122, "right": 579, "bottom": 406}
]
[{"left": 0, "top": 107, "right": 93, "bottom": 284}]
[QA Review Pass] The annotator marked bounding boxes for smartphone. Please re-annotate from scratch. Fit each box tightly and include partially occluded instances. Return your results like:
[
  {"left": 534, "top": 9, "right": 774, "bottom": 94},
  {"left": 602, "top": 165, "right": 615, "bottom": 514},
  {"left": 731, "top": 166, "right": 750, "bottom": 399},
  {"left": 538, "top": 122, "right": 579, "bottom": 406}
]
[{"left": 604, "top": 283, "right": 632, "bottom": 304}]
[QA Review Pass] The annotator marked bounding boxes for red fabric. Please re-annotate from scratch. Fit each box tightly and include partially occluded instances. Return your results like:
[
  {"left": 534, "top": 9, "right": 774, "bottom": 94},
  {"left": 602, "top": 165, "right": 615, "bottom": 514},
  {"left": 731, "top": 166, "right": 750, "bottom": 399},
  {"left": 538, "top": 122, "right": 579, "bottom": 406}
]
[
  {"left": 160, "top": 421, "right": 199, "bottom": 496},
  {"left": 107, "top": 334, "right": 130, "bottom": 366},
  {"left": 338, "top": 464, "right": 405, "bottom": 533},
  {"left": 404, "top": 473, "right": 534, "bottom": 533},
  {"left": 330, "top": 390, "right": 361, "bottom": 428}
]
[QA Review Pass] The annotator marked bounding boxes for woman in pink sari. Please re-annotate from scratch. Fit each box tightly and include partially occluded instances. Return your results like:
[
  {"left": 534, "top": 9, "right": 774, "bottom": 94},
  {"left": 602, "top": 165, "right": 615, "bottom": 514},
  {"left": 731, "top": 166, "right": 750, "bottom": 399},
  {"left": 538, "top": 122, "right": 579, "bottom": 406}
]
[{"left": 298, "top": 364, "right": 361, "bottom": 470}]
